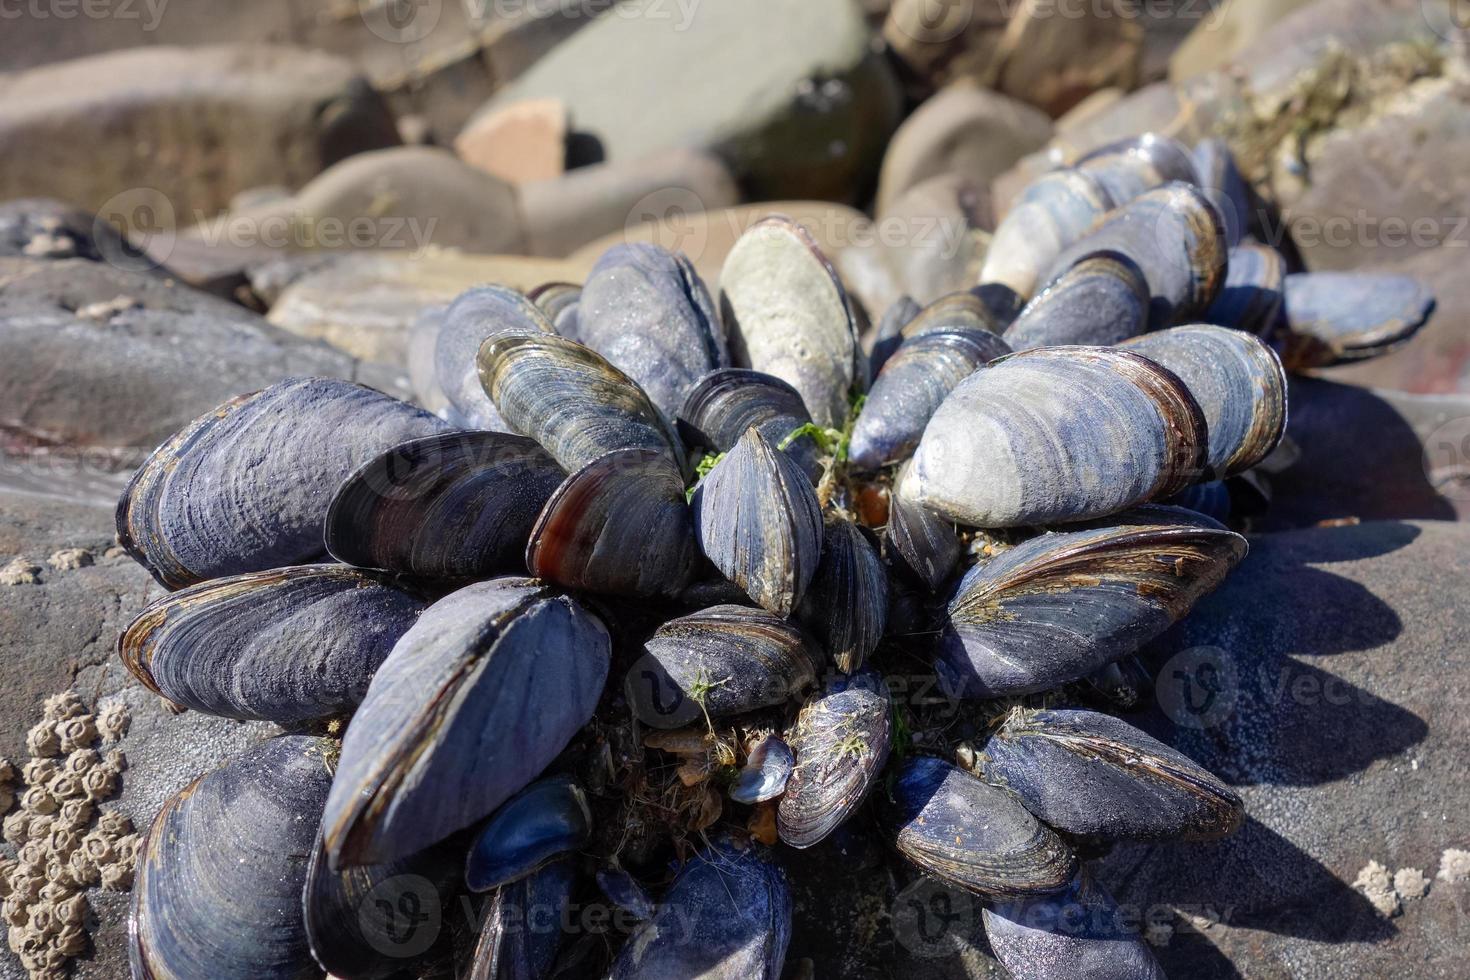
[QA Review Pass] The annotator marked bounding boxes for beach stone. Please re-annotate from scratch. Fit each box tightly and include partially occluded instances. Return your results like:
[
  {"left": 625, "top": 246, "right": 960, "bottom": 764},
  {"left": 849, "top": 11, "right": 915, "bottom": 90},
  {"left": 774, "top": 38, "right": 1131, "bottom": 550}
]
[
  {"left": 455, "top": 97, "right": 568, "bottom": 184},
  {"left": 0, "top": 258, "right": 361, "bottom": 463},
  {"left": 475, "top": 0, "right": 902, "bottom": 202},
  {"left": 876, "top": 84, "right": 1052, "bottom": 216},
  {"left": 1102, "top": 519, "right": 1470, "bottom": 979},
  {"left": 0, "top": 45, "right": 399, "bottom": 219},
  {"left": 883, "top": 0, "right": 1142, "bottom": 116},
  {"left": 876, "top": 173, "right": 992, "bottom": 307},
  {"left": 0, "top": 199, "right": 147, "bottom": 267},
  {"left": 1169, "top": 0, "right": 1317, "bottom": 82}
]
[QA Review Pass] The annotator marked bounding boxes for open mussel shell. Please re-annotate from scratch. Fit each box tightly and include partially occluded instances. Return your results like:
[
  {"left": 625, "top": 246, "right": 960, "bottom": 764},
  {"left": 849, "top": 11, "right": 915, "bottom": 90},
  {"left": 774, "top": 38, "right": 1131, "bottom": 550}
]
[
  {"left": 119, "top": 564, "right": 424, "bottom": 724},
  {"left": 130, "top": 736, "right": 335, "bottom": 979},
  {"left": 911, "top": 347, "right": 1207, "bottom": 528},
  {"left": 978, "top": 168, "right": 1115, "bottom": 307},
  {"left": 1204, "top": 241, "right": 1285, "bottom": 335},
  {"left": 692, "top": 427, "right": 824, "bottom": 616},
  {"left": 1075, "top": 133, "right": 1199, "bottom": 207},
  {"left": 848, "top": 292, "right": 1010, "bottom": 472},
  {"left": 526, "top": 448, "right": 697, "bottom": 598},
  {"left": 885, "top": 459, "right": 960, "bottom": 591},
  {"left": 730, "top": 735, "right": 796, "bottom": 804},
  {"left": 882, "top": 756, "right": 1077, "bottom": 900},
  {"left": 303, "top": 828, "right": 460, "bottom": 980},
  {"left": 468, "top": 857, "right": 577, "bottom": 980},
  {"left": 778, "top": 670, "right": 891, "bottom": 849},
  {"left": 677, "top": 367, "right": 824, "bottom": 485},
  {"left": 576, "top": 242, "right": 728, "bottom": 421},
  {"left": 436, "top": 286, "right": 556, "bottom": 429},
  {"left": 869, "top": 294, "right": 921, "bottom": 375},
  {"left": 322, "top": 579, "right": 610, "bottom": 868},
  {"left": 1121, "top": 324, "right": 1288, "bottom": 479},
  {"left": 528, "top": 281, "right": 582, "bottom": 339},
  {"left": 477, "top": 333, "right": 686, "bottom": 476},
  {"left": 608, "top": 838, "right": 791, "bottom": 980},
  {"left": 983, "top": 869, "right": 1166, "bottom": 980},
  {"left": 1003, "top": 250, "right": 1150, "bottom": 350},
  {"left": 980, "top": 708, "right": 1244, "bottom": 842},
  {"left": 117, "top": 377, "right": 451, "bottom": 590},
  {"left": 938, "top": 505, "right": 1246, "bottom": 699},
  {"left": 720, "top": 215, "right": 864, "bottom": 429},
  {"left": 465, "top": 775, "right": 592, "bottom": 893},
  {"left": 1044, "top": 182, "right": 1228, "bottom": 330},
  {"left": 626, "top": 604, "right": 818, "bottom": 729},
  {"left": 1276, "top": 271, "right": 1436, "bottom": 369},
  {"left": 1193, "top": 137, "right": 1252, "bottom": 248},
  {"left": 796, "top": 520, "right": 889, "bottom": 673},
  {"left": 325, "top": 431, "right": 565, "bottom": 580}
]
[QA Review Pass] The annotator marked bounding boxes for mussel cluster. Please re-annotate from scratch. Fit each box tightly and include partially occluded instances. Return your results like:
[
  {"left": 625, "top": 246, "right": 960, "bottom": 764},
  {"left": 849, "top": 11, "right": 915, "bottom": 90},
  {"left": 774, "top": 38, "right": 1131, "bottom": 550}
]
[{"left": 113, "top": 134, "right": 1432, "bottom": 979}]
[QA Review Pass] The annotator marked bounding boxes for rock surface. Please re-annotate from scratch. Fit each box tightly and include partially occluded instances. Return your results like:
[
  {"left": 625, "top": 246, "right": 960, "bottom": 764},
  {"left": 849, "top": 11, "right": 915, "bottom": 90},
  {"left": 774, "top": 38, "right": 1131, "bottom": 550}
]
[
  {"left": 0, "top": 45, "right": 400, "bottom": 218},
  {"left": 477, "top": 0, "right": 902, "bottom": 202}
]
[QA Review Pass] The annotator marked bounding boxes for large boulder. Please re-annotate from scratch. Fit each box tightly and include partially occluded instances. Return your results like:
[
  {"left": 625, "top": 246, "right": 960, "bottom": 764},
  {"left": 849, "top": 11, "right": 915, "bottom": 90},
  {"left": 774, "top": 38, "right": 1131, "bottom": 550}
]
[
  {"left": 0, "top": 45, "right": 400, "bottom": 219},
  {"left": 474, "top": 0, "right": 902, "bottom": 202}
]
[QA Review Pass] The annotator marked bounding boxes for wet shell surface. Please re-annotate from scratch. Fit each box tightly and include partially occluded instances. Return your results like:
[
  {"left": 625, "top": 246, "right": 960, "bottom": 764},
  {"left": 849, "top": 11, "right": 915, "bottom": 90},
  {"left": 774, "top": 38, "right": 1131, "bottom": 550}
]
[
  {"left": 778, "top": 670, "right": 891, "bottom": 849},
  {"left": 1204, "top": 241, "right": 1285, "bottom": 336},
  {"left": 910, "top": 347, "right": 1207, "bottom": 528},
  {"left": 608, "top": 839, "right": 792, "bottom": 980},
  {"left": 1121, "top": 324, "right": 1288, "bottom": 479},
  {"left": 130, "top": 736, "right": 335, "bottom": 980},
  {"left": 477, "top": 333, "right": 686, "bottom": 476},
  {"left": 468, "top": 857, "right": 576, "bottom": 980},
  {"left": 321, "top": 579, "right": 610, "bottom": 867},
  {"left": 730, "top": 736, "right": 796, "bottom": 804},
  {"left": 116, "top": 377, "right": 451, "bottom": 590},
  {"left": 980, "top": 708, "right": 1244, "bottom": 843},
  {"left": 677, "top": 367, "right": 824, "bottom": 484},
  {"left": 796, "top": 520, "right": 889, "bottom": 673},
  {"left": 938, "top": 506, "right": 1247, "bottom": 699},
  {"left": 435, "top": 285, "right": 555, "bottom": 429},
  {"left": 576, "top": 242, "right": 728, "bottom": 421},
  {"left": 883, "top": 756, "right": 1077, "bottom": 900},
  {"left": 720, "top": 216, "right": 864, "bottom": 428},
  {"left": 1003, "top": 251, "right": 1150, "bottom": 351},
  {"left": 526, "top": 448, "right": 698, "bottom": 598},
  {"left": 464, "top": 775, "right": 593, "bottom": 893},
  {"left": 848, "top": 292, "right": 1010, "bottom": 472},
  {"left": 1277, "top": 271, "right": 1436, "bottom": 368},
  {"left": 885, "top": 459, "right": 960, "bottom": 591},
  {"left": 692, "top": 427, "right": 824, "bottom": 616},
  {"left": 626, "top": 604, "right": 818, "bottom": 730},
  {"left": 119, "top": 565, "right": 425, "bottom": 724},
  {"left": 325, "top": 430, "right": 565, "bottom": 580}
]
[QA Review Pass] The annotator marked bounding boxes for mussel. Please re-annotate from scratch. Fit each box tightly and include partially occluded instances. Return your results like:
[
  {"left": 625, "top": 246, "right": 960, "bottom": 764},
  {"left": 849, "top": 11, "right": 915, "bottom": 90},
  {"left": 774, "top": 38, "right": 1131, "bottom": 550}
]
[
  {"left": 692, "top": 428, "right": 824, "bottom": 616},
  {"left": 464, "top": 775, "right": 592, "bottom": 893},
  {"left": 1276, "top": 271, "right": 1436, "bottom": 368},
  {"left": 1002, "top": 251, "right": 1150, "bottom": 350},
  {"left": 677, "top": 367, "right": 824, "bottom": 485},
  {"left": 911, "top": 347, "right": 1206, "bottom": 527},
  {"left": 322, "top": 579, "right": 610, "bottom": 867},
  {"left": 720, "top": 216, "right": 865, "bottom": 428},
  {"left": 119, "top": 565, "right": 425, "bottom": 724},
  {"left": 938, "top": 506, "right": 1246, "bottom": 698},
  {"left": 116, "top": 377, "right": 451, "bottom": 590},
  {"left": 1191, "top": 136, "right": 1251, "bottom": 248},
  {"left": 795, "top": 520, "right": 889, "bottom": 673},
  {"left": 575, "top": 242, "right": 728, "bottom": 421},
  {"left": 1121, "top": 324, "right": 1288, "bottom": 479},
  {"left": 869, "top": 294, "right": 921, "bottom": 375},
  {"left": 528, "top": 281, "right": 582, "bottom": 340},
  {"left": 436, "top": 286, "right": 555, "bottom": 430},
  {"left": 778, "top": 670, "right": 891, "bottom": 849},
  {"left": 131, "top": 736, "right": 335, "bottom": 979},
  {"left": 525, "top": 448, "right": 698, "bottom": 598},
  {"left": 978, "top": 169, "right": 1116, "bottom": 309},
  {"left": 848, "top": 292, "right": 1010, "bottom": 472},
  {"left": 626, "top": 604, "right": 818, "bottom": 729},
  {"left": 477, "top": 333, "right": 686, "bottom": 476},
  {"left": 730, "top": 735, "right": 796, "bottom": 804},
  {"left": 467, "top": 857, "right": 576, "bottom": 980},
  {"left": 608, "top": 838, "right": 792, "bottom": 980},
  {"left": 1075, "top": 133, "right": 1199, "bottom": 208},
  {"left": 885, "top": 459, "right": 961, "bottom": 591},
  {"left": 1203, "top": 241, "right": 1285, "bottom": 336},
  {"left": 984, "top": 870, "right": 1166, "bottom": 980},
  {"left": 325, "top": 431, "right": 565, "bottom": 580},
  {"left": 882, "top": 756, "right": 1077, "bottom": 899},
  {"left": 981, "top": 707, "right": 1243, "bottom": 842},
  {"left": 1044, "top": 183, "right": 1228, "bottom": 330}
]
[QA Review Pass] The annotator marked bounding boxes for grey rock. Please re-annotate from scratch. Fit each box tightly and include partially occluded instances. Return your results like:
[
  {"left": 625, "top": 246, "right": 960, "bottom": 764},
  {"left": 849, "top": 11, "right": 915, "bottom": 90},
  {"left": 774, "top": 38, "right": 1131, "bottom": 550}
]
[{"left": 0, "top": 198, "right": 146, "bottom": 266}]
